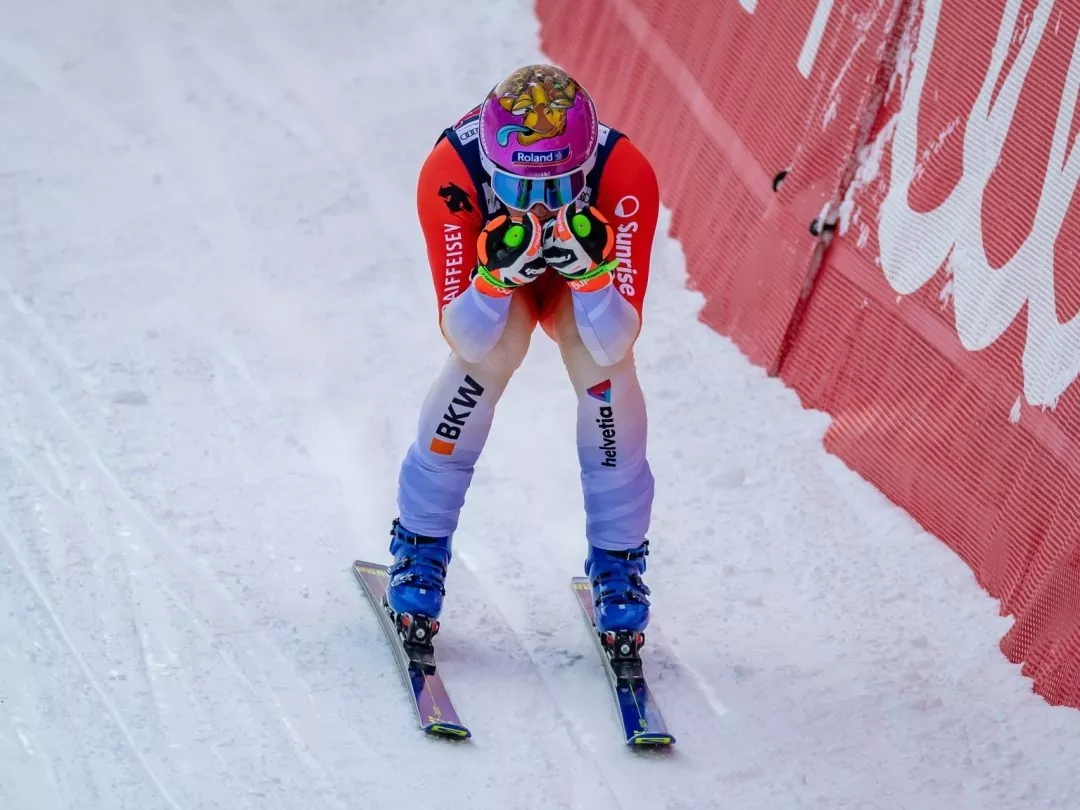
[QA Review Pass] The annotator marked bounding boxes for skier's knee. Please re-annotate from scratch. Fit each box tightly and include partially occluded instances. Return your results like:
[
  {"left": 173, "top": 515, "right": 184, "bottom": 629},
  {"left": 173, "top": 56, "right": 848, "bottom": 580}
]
[{"left": 474, "top": 321, "right": 530, "bottom": 377}]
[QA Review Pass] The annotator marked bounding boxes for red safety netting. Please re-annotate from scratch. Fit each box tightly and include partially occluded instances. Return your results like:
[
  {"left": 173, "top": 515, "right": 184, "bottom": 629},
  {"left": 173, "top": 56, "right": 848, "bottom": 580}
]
[
  {"left": 538, "top": 0, "right": 1080, "bottom": 706},
  {"left": 540, "top": 0, "right": 905, "bottom": 368}
]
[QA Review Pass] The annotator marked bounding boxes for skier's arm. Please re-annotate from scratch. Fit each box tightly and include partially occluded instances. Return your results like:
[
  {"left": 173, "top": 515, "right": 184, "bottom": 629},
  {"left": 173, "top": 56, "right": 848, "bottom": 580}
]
[
  {"left": 416, "top": 139, "right": 513, "bottom": 363},
  {"left": 440, "top": 283, "right": 514, "bottom": 363},
  {"left": 565, "top": 138, "right": 659, "bottom": 367}
]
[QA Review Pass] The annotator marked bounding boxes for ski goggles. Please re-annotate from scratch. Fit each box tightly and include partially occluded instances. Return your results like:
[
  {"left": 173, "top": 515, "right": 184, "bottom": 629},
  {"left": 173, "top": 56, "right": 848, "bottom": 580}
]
[{"left": 489, "top": 167, "right": 587, "bottom": 211}]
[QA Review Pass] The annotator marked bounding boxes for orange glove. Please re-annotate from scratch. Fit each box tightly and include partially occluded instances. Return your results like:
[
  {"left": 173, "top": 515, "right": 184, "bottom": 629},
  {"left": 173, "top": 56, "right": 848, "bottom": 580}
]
[
  {"left": 542, "top": 203, "right": 618, "bottom": 284},
  {"left": 473, "top": 212, "right": 547, "bottom": 296}
]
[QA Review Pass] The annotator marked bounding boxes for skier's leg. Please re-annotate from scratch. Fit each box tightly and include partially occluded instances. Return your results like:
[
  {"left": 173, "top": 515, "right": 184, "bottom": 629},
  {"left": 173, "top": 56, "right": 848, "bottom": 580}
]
[
  {"left": 398, "top": 291, "right": 535, "bottom": 535},
  {"left": 546, "top": 285, "right": 654, "bottom": 549},
  {"left": 388, "top": 291, "right": 535, "bottom": 618},
  {"left": 545, "top": 286, "right": 654, "bottom": 632}
]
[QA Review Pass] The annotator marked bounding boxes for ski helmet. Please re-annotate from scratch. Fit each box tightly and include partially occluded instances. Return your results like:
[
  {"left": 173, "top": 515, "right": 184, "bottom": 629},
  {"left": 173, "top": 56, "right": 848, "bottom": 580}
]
[{"left": 479, "top": 64, "right": 599, "bottom": 210}]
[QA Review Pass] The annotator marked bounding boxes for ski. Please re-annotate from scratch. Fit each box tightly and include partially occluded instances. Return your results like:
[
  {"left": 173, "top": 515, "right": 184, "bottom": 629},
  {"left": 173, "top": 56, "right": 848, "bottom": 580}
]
[
  {"left": 353, "top": 561, "right": 471, "bottom": 740},
  {"left": 570, "top": 577, "right": 675, "bottom": 747}
]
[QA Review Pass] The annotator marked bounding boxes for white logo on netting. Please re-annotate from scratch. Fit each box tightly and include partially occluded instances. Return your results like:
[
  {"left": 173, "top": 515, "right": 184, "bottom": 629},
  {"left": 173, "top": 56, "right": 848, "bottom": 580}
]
[{"left": 878, "top": 0, "right": 1080, "bottom": 408}]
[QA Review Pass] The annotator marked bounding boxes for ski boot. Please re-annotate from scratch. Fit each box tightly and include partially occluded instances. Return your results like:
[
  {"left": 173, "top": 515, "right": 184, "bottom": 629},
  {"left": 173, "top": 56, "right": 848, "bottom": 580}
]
[
  {"left": 585, "top": 541, "right": 651, "bottom": 683},
  {"left": 385, "top": 519, "right": 451, "bottom": 673}
]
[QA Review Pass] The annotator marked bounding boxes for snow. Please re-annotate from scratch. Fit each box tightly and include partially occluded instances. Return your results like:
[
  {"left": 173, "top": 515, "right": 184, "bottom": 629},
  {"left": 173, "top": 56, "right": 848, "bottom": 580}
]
[{"left": 2, "top": 2, "right": 1080, "bottom": 809}]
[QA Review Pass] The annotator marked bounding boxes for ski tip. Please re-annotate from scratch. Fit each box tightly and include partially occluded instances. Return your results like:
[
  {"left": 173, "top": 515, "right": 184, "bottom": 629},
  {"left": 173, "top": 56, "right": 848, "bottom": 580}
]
[
  {"left": 570, "top": 576, "right": 590, "bottom": 591},
  {"left": 424, "top": 721, "right": 472, "bottom": 740},
  {"left": 627, "top": 731, "right": 675, "bottom": 747}
]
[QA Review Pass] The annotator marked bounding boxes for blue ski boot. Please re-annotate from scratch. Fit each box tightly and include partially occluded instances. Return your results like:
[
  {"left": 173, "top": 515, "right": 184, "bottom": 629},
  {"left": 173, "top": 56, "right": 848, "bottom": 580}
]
[
  {"left": 385, "top": 519, "right": 451, "bottom": 655},
  {"left": 585, "top": 541, "right": 651, "bottom": 634}
]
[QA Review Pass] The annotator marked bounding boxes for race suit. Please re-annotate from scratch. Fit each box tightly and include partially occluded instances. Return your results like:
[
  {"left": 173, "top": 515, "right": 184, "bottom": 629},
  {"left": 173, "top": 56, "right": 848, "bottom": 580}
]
[{"left": 396, "top": 107, "right": 660, "bottom": 552}]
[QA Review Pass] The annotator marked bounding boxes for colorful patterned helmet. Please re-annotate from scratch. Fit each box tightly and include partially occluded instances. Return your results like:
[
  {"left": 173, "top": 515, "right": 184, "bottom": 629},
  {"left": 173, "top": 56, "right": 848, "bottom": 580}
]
[{"left": 479, "top": 64, "right": 599, "bottom": 210}]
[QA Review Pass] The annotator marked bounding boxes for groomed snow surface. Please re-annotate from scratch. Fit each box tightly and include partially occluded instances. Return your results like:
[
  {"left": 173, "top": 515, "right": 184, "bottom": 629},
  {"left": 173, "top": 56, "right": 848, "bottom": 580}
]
[{"left": 1, "top": 2, "right": 1078, "bottom": 809}]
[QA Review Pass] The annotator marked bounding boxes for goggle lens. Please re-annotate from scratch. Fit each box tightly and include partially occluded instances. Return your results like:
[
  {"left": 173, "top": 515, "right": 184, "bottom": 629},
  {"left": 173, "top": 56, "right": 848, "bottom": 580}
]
[{"left": 491, "top": 169, "right": 586, "bottom": 211}]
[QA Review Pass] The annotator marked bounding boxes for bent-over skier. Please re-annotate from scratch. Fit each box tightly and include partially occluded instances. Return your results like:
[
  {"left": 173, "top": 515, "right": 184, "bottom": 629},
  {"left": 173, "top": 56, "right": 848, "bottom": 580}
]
[{"left": 386, "top": 63, "right": 660, "bottom": 649}]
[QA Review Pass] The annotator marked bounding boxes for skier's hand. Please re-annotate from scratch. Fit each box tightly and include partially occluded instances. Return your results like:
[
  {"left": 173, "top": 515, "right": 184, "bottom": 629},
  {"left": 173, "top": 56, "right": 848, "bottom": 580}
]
[
  {"left": 473, "top": 211, "right": 547, "bottom": 295},
  {"left": 542, "top": 202, "right": 618, "bottom": 283}
]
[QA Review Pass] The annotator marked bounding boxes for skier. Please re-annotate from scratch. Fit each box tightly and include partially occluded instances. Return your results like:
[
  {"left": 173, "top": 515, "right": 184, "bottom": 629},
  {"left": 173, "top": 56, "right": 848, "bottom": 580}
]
[{"left": 385, "top": 64, "right": 660, "bottom": 647}]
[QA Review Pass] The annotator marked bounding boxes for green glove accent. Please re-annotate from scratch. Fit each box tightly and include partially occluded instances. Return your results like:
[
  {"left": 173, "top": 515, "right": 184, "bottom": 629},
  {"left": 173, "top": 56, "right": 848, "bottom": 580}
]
[
  {"left": 503, "top": 223, "right": 526, "bottom": 249},
  {"left": 475, "top": 264, "right": 518, "bottom": 290},
  {"left": 571, "top": 213, "right": 592, "bottom": 238},
  {"left": 568, "top": 258, "right": 619, "bottom": 283}
]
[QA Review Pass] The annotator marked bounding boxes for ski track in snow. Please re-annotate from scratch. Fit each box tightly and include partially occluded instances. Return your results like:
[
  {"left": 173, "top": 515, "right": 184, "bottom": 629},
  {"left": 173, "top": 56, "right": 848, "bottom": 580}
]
[{"left": 1, "top": 1, "right": 1079, "bottom": 808}]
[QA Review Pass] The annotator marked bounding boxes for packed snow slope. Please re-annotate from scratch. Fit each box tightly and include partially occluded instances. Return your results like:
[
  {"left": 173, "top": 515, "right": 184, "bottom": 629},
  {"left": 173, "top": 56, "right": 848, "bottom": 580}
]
[{"left": 2, "top": 2, "right": 1079, "bottom": 808}]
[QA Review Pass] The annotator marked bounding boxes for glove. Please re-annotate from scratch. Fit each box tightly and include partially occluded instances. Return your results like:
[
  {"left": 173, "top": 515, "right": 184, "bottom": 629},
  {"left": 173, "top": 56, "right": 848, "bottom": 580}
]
[
  {"left": 542, "top": 203, "right": 619, "bottom": 284},
  {"left": 473, "top": 212, "right": 547, "bottom": 295}
]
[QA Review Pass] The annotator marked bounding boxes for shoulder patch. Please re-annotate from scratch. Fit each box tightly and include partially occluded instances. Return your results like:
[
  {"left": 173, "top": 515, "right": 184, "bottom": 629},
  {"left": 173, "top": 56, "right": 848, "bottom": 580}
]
[{"left": 454, "top": 116, "right": 480, "bottom": 146}]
